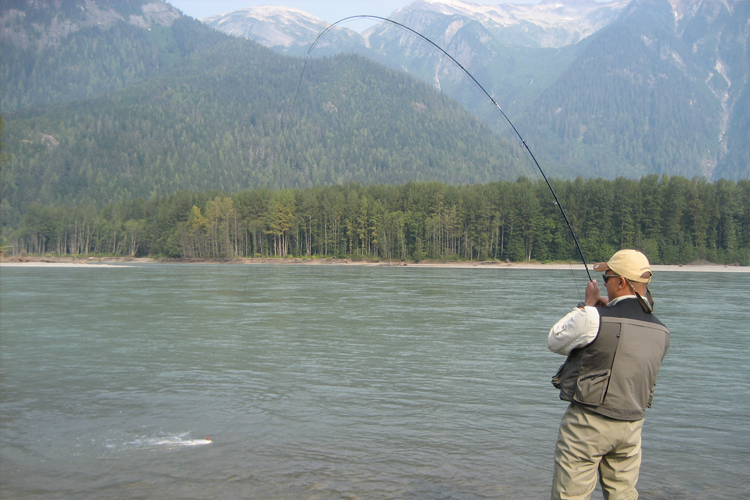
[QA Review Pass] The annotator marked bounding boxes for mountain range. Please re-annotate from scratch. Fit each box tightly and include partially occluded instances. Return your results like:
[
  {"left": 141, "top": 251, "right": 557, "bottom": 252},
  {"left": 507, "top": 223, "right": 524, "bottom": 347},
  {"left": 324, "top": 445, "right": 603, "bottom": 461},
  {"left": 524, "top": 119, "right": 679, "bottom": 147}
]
[
  {"left": 1, "top": 0, "right": 748, "bottom": 220},
  {"left": 0, "top": 0, "right": 525, "bottom": 216},
  {"left": 204, "top": 0, "right": 750, "bottom": 180}
]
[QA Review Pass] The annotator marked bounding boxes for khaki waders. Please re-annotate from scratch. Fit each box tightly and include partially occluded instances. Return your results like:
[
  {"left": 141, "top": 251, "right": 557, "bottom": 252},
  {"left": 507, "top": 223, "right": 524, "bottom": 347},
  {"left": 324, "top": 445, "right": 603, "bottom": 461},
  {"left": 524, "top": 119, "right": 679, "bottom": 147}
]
[{"left": 551, "top": 404, "right": 644, "bottom": 500}]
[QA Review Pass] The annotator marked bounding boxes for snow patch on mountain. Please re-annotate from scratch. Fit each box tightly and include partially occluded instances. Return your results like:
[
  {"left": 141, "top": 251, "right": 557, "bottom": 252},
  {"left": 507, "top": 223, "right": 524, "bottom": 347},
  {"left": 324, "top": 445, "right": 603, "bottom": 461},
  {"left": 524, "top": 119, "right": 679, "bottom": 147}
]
[
  {"left": 206, "top": 5, "right": 324, "bottom": 27},
  {"left": 203, "top": 6, "right": 329, "bottom": 48},
  {"left": 378, "top": 0, "right": 630, "bottom": 48}
]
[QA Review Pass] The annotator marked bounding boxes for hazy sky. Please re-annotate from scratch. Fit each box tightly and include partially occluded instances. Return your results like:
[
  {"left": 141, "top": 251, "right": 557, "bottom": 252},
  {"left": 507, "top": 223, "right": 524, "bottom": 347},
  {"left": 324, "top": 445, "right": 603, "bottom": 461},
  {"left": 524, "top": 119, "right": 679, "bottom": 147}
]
[{"left": 167, "top": 0, "right": 548, "bottom": 32}]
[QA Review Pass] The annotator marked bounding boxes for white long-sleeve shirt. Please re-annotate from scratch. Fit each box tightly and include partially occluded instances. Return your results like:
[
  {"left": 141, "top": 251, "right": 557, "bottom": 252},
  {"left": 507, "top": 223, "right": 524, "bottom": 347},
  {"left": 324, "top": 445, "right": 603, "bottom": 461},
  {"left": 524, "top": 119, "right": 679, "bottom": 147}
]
[{"left": 547, "top": 296, "right": 637, "bottom": 356}]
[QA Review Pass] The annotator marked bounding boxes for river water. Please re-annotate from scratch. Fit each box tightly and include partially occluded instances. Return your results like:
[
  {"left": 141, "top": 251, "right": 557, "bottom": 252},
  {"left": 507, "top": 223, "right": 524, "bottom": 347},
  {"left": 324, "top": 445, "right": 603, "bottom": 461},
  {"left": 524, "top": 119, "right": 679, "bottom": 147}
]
[{"left": 1, "top": 264, "right": 748, "bottom": 499}]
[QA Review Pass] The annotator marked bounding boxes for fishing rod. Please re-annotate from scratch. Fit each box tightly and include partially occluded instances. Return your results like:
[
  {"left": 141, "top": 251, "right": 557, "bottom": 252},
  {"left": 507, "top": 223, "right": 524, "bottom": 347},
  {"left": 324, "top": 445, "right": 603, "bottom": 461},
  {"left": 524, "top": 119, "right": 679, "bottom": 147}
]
[{"left": 290, "top": 15, "right": 593, "bottom": 281}]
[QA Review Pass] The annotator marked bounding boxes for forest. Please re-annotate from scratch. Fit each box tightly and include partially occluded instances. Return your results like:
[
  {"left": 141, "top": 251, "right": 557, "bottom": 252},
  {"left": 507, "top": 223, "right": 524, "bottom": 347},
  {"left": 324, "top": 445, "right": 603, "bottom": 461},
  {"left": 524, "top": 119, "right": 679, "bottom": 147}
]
[
  {"left": 1, "top": 21, "right": 524, "bottom": 214},
  {"left": 6, "top": 175, "right": 750, "bottom": 266}
]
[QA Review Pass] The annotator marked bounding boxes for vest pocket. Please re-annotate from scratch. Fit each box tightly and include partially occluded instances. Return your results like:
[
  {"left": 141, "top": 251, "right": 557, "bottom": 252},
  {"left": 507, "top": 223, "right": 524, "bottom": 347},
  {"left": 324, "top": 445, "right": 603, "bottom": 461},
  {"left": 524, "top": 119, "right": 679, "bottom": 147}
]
[
  {"left": 551, "top": 359, "right": 570, "bottom": 389},
  {"left": 573, "top": 370, "right": 611, "bottom": 406}
]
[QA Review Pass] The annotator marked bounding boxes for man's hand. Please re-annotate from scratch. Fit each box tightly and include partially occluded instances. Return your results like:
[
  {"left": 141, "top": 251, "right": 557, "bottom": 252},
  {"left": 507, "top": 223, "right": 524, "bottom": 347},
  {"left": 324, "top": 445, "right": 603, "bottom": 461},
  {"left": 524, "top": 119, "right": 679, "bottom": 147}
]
[{"left": 585, "top": 279, "right": 609, "bottom": 307}]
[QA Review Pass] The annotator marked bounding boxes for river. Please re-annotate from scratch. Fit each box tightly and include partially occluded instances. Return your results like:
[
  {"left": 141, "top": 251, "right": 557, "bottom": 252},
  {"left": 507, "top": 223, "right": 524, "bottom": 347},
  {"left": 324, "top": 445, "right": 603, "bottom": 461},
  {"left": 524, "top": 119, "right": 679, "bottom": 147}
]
[{"left": 1, "top": 264, "right": 748, "bottom": 499}]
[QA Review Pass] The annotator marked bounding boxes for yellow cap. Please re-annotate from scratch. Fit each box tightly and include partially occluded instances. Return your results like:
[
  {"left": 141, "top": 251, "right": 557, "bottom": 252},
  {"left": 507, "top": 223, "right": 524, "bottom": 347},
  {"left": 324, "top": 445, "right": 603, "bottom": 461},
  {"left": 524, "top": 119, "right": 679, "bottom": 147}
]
[{"left": 593, "top": 249, "right": 652, "bottom": 283}]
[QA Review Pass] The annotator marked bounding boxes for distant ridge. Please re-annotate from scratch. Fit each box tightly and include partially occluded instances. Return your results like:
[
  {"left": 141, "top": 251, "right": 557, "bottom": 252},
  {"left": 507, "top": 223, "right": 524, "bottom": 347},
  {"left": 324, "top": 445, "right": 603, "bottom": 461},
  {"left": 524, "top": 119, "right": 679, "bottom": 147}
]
[{"left": 202, "top": 0, "right": 750, "bottom": 181}]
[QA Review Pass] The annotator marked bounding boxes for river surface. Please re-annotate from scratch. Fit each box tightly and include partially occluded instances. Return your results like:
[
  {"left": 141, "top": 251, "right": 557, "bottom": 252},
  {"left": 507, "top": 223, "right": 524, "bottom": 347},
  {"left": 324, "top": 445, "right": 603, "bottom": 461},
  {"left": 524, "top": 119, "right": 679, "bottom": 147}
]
[{"left": 1, "top": 264, "right": 748, "bottom": 499}]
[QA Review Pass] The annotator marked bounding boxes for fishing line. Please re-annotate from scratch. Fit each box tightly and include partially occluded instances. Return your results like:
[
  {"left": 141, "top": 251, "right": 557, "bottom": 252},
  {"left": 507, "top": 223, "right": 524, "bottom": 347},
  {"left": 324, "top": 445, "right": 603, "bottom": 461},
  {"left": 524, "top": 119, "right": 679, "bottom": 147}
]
[{"left": 289, "top": 15, "right": 593, "bottom": 282}]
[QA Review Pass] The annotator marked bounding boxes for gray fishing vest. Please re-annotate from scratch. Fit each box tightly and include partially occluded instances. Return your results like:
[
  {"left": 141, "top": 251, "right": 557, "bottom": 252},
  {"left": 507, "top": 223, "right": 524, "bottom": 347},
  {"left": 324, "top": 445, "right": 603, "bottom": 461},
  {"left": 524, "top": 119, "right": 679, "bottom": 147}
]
[{"left": 552, "top": 299, "right": 670, "bottom": 421}]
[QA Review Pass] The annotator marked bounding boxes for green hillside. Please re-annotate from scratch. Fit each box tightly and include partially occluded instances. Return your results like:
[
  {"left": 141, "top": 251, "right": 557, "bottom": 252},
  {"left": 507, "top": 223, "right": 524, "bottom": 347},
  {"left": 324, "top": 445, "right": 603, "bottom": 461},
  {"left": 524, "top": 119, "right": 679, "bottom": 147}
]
[
  {"left": 1, "top": 11, "right": 527, "bottom": 215},
  {"left": 519, "top": 2, "right": 721, "bottom": 179},
  {"left": 0, "top": 0, "right": 187, "bottom": 111}
]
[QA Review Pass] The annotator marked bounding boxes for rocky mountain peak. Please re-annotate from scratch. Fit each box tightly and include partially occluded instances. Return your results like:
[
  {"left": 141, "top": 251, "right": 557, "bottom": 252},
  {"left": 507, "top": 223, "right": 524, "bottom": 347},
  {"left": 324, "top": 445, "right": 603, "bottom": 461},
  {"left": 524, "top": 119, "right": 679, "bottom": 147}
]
[{"left": 0, "top": 0, "right": 180, "bottom": 50}]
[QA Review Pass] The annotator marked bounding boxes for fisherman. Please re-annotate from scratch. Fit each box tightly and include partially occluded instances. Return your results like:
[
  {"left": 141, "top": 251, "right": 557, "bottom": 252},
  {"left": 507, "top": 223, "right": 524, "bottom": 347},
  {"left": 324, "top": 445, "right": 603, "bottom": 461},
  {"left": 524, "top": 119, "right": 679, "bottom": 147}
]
[{"left": 547, "top": 249, "right": 670, "bottom": 500}]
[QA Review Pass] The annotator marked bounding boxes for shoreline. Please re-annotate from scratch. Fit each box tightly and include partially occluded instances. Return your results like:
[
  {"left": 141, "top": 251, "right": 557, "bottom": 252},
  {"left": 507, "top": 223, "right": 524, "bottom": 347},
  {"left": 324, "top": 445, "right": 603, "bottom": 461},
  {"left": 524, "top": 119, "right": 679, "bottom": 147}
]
[{"left": 1, "top": 256, "right": 748, "bottom": 273}]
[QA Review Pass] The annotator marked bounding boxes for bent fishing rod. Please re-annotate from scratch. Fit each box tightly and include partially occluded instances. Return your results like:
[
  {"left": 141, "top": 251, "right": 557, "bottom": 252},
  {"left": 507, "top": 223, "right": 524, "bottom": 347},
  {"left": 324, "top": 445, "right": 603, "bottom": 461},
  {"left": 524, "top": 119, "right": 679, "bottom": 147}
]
[{"left": 290, "top": 15, "right": 593, "bottom": 282}]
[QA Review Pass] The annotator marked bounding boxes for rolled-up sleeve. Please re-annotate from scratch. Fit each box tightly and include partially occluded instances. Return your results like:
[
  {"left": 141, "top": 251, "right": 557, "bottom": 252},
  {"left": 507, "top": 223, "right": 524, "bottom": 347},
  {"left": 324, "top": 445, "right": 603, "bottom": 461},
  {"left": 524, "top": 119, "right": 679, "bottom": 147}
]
[{"left": 547, "top": 306, "right": 600, "bottom": 356}]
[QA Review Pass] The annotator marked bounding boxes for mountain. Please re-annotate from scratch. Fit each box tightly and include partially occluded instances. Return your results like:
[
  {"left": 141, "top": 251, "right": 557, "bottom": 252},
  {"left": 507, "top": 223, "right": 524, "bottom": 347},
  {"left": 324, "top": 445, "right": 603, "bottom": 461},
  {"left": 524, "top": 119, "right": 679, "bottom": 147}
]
[
  {"left": 203, "top": 1, "right": 630, "bottom": 118},
  {"left": 677, "top": 0, "right": 750, "bottom": 180},
  {"left": 519, "top": 0, "right": 749, "bottom": 180},
  {"left": 202, "top": 0, "right": 750, "bottom": 181},
  {"left": 0, "top": 0, "right": 525, "bottom": 214},
  {"left": 520, "top": 0, "right": 723, "bottom": 178},
  {"left": 0, "top": 0, "right": 184, "bottom": 111},
  {"left": 2, "top": 0, "right": 748, "bottom": 222},
  {"left": 202, "top": 6, "right": 366, "bottom": 57},
  {"left": 367, "top": 0, "right": 628, "bottom": 49}
]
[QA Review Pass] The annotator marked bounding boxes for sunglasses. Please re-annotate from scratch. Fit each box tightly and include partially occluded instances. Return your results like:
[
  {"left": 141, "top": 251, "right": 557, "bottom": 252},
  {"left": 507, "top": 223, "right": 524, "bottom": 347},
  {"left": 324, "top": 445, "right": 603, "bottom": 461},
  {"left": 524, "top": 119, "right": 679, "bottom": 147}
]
[{"left": 602, "top": 273, "right": 621, "bottom": 283}]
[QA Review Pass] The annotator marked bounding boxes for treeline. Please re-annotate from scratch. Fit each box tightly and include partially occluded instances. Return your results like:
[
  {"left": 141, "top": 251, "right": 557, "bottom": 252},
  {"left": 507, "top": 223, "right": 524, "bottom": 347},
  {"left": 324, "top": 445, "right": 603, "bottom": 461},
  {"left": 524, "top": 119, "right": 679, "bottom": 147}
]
[{"left": 6, "top": 176, "right": 750, "bottom": 265}]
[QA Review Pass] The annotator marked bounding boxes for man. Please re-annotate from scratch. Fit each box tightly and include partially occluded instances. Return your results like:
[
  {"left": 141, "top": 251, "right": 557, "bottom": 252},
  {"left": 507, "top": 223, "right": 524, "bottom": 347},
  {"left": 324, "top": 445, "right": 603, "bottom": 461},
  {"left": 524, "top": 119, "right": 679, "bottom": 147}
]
[{"left": 547, "top": 249, "right": 670, "bottom": 500}]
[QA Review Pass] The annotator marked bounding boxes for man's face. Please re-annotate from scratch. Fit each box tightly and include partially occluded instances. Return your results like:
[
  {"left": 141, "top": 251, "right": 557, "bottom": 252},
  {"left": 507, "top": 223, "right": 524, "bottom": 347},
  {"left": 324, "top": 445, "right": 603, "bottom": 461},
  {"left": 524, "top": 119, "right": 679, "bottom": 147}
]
[{"left": 602, "top": 272, "right": 621, "bottom": 301}]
